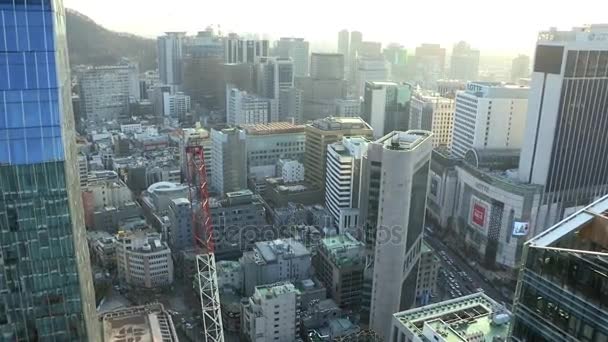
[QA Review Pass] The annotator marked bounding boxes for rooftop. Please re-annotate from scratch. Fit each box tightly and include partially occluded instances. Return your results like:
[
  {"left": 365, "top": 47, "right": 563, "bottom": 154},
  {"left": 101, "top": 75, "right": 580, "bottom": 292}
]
[
  {"left": 377, "top": 130, "right": 433, "bottom": 151},
  {"left": 538, "top": 24, "right": 608, "bottom": 43},
  {"left": 254, "top": 282, "right": 299, "bottom": 299},
  {"left": 308, "top": 117, "right": 372, "bottom": 132},
  {"left": 241, "top": 122, "right": 305, "bottom": 135},
  {"left": 393, "top": 292, "right": 510, "bottom": 342},
  {"left": 101, "top": 303, "right": 178, "bottom": 342},
  {"left": 252, "top": 238, "right": 310, "bottom": 264},
  {"left": 320, "top": 233, "right": 365, "bottom": 267}
]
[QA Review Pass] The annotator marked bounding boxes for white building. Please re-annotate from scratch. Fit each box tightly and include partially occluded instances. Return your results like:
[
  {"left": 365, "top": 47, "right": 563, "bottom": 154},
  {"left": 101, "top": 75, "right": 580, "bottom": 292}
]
[
  {"left": 359, "top": 131, "right": 433, "bottom": 340},
  {"left": 157, "top": 32, "right": 185, "bottom": 85},
  {"left": 451, "top": 82, "right": 529, "bottom": 158},
  {"left": 325, "top": 136, "right": 369, "bottom": 231},
  {"left": 277, "top": 159, "right": 305, "bottom": 183},
  {"left": 226, "top": 86, "right": 270, "bottom": 125},
  {"left": 409, "top": 91, "right": 455, "bottom": 149},
  {"left": 116, "top": 230, "right": 174, "bottom": 288},
  {"left": 241, "top": 282, "right": 299, "bottom": 342},
  {"left": 356, "top": 56, "right": 389, "bottom": 97},
  {"left": 224, "top": 37, "right": 269, "bottom": 64},
  {"left": 153, "top": 87, "right": 191, "bottom": 118},
  {"left": 211, "top": 127, "right": 247, "bottom": 194},
  {"left": 335, "top": 98, "right": 361, "bottom": 117}
]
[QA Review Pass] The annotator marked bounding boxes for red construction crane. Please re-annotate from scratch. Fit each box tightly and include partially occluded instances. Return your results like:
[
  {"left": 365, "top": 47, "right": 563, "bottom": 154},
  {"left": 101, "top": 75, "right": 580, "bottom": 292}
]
[{"left": 185, "top": 145, "right": 214, "bottom": 252}]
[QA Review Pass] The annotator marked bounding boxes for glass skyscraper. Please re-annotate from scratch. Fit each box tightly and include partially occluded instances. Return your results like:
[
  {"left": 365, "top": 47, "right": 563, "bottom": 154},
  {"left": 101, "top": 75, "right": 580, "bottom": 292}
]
[{"left": 0, "top": 0, "right": 98, "bottom": 340}]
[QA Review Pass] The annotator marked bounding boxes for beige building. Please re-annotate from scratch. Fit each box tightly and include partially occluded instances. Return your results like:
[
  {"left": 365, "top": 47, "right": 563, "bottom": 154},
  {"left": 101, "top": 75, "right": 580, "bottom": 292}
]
[
  {"left": 409, "top": 91, "right": 455, "bottom": 149},
  {"left": 116, "top": 230, "right": 174, "bottom": 288},
  {"left": 304, "top": 117, "right": 373, "bottom": 190}
]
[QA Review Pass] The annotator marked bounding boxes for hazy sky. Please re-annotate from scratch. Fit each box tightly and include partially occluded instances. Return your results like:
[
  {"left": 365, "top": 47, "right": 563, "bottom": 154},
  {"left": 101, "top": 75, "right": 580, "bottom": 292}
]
[{"left": 64, "top": 0, "right": 607, "bottom": 55}]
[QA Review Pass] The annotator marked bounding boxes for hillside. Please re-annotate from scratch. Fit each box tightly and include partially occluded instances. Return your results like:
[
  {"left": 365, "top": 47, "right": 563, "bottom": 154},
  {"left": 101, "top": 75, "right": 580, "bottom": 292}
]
[{"left": 66, "top": 9, "right": 157, "bottom": 71}]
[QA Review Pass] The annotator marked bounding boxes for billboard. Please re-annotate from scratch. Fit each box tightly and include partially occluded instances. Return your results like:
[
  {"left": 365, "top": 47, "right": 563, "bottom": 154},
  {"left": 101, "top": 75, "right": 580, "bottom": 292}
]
[
  {"left": 469, "top": 196, "right": 489, "bottom": 231},
  {"left": 512, "top": 221, "right": 530, "bottom": 237}
]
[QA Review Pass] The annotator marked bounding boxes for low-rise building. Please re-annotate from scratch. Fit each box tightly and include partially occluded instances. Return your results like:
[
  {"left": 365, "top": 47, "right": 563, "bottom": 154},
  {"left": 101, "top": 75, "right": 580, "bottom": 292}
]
[
  {"left": 415, "top": 242, "right": 440, "bottom": 306},
  {"left": 87, "top": 231, "right": 117, "bottom": 269},
  {"left": 390, "top": 292, "right": 511, "bottom": 342},
  {"left": 116, "top": 230, "right": 174, "bottom": 288},
  {"left": 277, "top": 159, "right": 305, "bottom": 183},
  {"left": 264, "top": 178, "right": 324, "bottom": 207},
  {"left": 101, "top": 303, "right": 178, "bottom": 342}
]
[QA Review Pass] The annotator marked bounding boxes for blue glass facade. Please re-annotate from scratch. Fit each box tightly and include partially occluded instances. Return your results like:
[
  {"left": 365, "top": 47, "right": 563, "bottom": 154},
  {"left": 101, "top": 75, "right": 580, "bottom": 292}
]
[{"left": 0, "top": 0, "right": 98, "bottom": 340}]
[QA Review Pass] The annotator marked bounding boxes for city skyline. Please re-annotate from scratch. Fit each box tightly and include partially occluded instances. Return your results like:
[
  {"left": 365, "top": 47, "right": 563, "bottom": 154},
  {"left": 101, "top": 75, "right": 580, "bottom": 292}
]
[{"left": 64, "top": 0, "right": 607, "bottom": 54}]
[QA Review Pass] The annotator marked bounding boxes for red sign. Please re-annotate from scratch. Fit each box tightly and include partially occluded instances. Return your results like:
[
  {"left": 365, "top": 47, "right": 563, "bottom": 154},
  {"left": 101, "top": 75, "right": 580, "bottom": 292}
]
[{"left": 472, "top": 203, "right": 486, "bottom": 227}]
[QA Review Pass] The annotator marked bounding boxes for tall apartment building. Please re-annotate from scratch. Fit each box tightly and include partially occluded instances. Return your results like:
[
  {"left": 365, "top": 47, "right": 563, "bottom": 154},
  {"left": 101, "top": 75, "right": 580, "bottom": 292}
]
[
  {"left": 157, "top": 32, "right": 186, "bottom": 85},
  {"left": 511, "top": 54, "right": 531, "bottom": 82},
  {"left": 314, "top": 233, "right": 365, "bottom": 311},
  {"left": 451, "top": 81, "right": 529, "bottom": 157},
  {"left": 518, "top": 25, "right": 608, "bottom": 231},
  {"left": 240, "top": 239, "right": 311, "bottom": 295},
  {"left": 510, "top": 196, "right": 608, "bottom": 341},
  {"left": 116, "top": 230, "right": 174, "bottom": 288},
  {"left": 211, "top": 127, "right": 247, "bottom": 194},
  {"left": 363, "top": 81, "right": 413, "bottom": 138},
  {"left": 275, "top": 37, "right": 310, "bottom": 77},
  {"left": 325, "top": 137, "right": 369, "bottom": 231},
  {"left": 78, "top": 64, "right": 138, "bottom": 122},
  {"left": 0, "top": 1, "right": 100, "bottom": 339},
  {"left": 224, "top": 36, "right": 270, "bottom": 64},
  {"left": 304, "top": 117, "right": 373, "bottom": 190},
  {"left": 226, "top": 86, "right": 270, "bottom": 125},
  {"left": 358, "top": 131, "right": 433, "bottom": 340},
  {"left": 168, "top": 198, "right": 193, "bottom": 251},
  {"left": 409, "top": 91, "right": 455, "bottom": 149},
  {"left": 355, "top": 57, "right": 389, "bottom": 98},
  {"left": 449, "top": 41, "right": 480, "bottom": 81},
  {"left": 242, "top": 282, "right": 300, "bottom": 342}
]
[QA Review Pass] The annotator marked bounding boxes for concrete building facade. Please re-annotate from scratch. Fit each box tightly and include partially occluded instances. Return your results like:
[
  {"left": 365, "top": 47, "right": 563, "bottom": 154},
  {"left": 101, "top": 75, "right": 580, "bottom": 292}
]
[
  {"left": 409, "top": 91, "right": 455, "bottom": 149},
  {"left": 116, "top": 231, "right": 174, "bottom": 288},
  {"left": 211, "top": 127, "right": 247, "bottom": 194}
]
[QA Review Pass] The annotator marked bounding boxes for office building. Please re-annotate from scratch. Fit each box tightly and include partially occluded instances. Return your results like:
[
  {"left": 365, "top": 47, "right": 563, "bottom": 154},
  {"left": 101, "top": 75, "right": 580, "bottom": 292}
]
[
  {"left": 413, "top": 44, "right": 446, "bottom": 87},
  {"left": 211, "top": 127, "right": 247, "bottom": 194},
  {"left": 325, "top": 137, "right": 369, "bottom": 231},
  {"left": 426, "top": 149, "right": 460, "bottom": 229},
  {"left": 240, "top": 239, "right": 311, "bottom": 295},
  {"left": 210, "top": 190, "right": 269, "bottom": 259},
  {"left": 391, "top": 293, "right": 511, "bottom": 342},
  {"left": 510, "top": 54, "right": 530, "bottom": 82},
  {"left": 241, "top": 282, "right": 300, "bottom": 342},
  {"left": 452, "top": 82, "right": 529, "bottom": 157},
  {"left": 153, "top": 87, "right": 191, "bottom": 118},
  {"left": 0, "top": 1, "right": 99, "bottom": 339},
  {"left": 304, "top": 117, "right": 373, "bottom": 190},
  {"left": 279, "top": 87, "right": 303, "bottom": 123},
  {"left": 409, "top": 91, "right": 455, "bottom": 148},
  {"left": 157, "top": 32, "right": 186, "bottom": 85},
  {"left": 116, "top": 230, "right": 174, "bottom": 288},
  {"left": 359, "top": 41, "right": 382, "bottom": 57},
  {"left": 276, "top": 37, "right": 310, "bottom": 77},
  {"left": 277, "top": 159, "right": 305, "bottom": 183},
  {"left": 355, "top": 56, "right": 389, "bottom": 97},
  {"left": 510, "top": 196, "right": 608, "bottom": 341},
  {"left": 223, "top": 62, "right": 256, "bottom": 94},
  {"left": 384, "top": 43, "right": 408, "bottom": 81},
  {"left": 181, "top": 52, "right": 224, "bottom": 110},
  {"left": 310, "top": 53, "right": 345, "bottom": 80},
  {"left": 449, "top": 41, "right": 480, "bottom": 81},
  {"left": 338, "top": 29, "right": 350, "bottom": 68},
  {"left": 518, "top": 25, "right": 608, "bottom": 226},
  {"left": 363, "top": 81, "right": 413, "bottom": 138},
  {"left": 257, "top": 57, "right": 294, "bottom": 100},
  {"left": 314, "top": 233, "right": 365, "bottom": 310},
  {"left": 226, "top": 86, "right": 270, "bottom": 125},
  {"left": 224, "top": 35, "right": 270, "bottom": 64},
  {"left": 349, "top": 31, "right": 363, "bottom": 82},
  {"left": 78, "top": 64, "right": 138, "bottom": 122},
  {"left": 335, "top": 98, "right": 361, "bottom": 117},
  {"left": 101, "top": 303, "right": 178, "bottom": 342},
  {"left": 358, "top": 131, "right": 433, "bottom": 340},
  {"left": 242, "top": 122, "right": 306, "bottom": 187},
  {"left": 414, "top": 242, "right": 440, "bottom": 306},
  {"left": 168, "top": 198, "right": 193, "bottom": 251},
  {"left": 435, "top": 79, "right": 467, "bottom": 98}
]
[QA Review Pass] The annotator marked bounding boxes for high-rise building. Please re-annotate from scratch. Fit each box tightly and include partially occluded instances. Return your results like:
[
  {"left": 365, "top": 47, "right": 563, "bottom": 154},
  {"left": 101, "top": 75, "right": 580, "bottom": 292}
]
[
  {"left": 152, "top": 87, "right": 191, "bottom": 118},
  {"left": 181, "top": 53, "right": 224, "bottom": 110},
  {"left": 211, "top": 127, "right": 247, "bottom": 194},
  {"left": 224, "top": 35, "right": 270, "bottom": 64},
  {"left": 275, "top": 37, "right": 310, "bottom": 77},
  {"left": 157, "top": 32, "right": 186, "bottom": 85},
  {"left": 408, "top": 91, "right": 455, "bottom": 149},
  {"left": 226, "top": 86, "right": 270, "bottom": 125},
  {"left": 358, "top": 131, "right": 433, "bottom": 340},
  {"left": 359, "top": 41, "right": 382, "bottom": 57},
  {"left": 0, "top": 1, "right": 99, "bottom": 339},
  {"left": 413, "top": 44, "right": 446, "bottom": 88},
  {"left": 383, "top": 43, "right": 408, "bottom": 81},
  {"left": 363, "top": 81, "right": 413, "bottom": 138},
  {"left": 257, "top": 57, "right": 295, "bottom": 100},
  {"left": 518, "top": 24, "right": 608, "bottom": 234},
  {"left": 449, "top": 41, "right": 480, "bottom": 81},
  {"left": 325, "top": 137, "right": 369, "bottom": 231},
  {"left": 510, "top": 54, "right": 531, "bottom": 82},
  {"left": 310, "top": 53, "right": 345, "bottom": 80},
  {"left": 349, "top": 31, "right": 363, "bottom": 82},
  {"left": 241, "top": 282, "right": 300, "bottom": 342},
  {"left": 355, "top": 56, "right": 389, "bottom": 97},
  {"left": 78, "top": 64, "right": 138, "bottom": 123},
  {"left": 335, "top": 98, "right": 362, "bottom": 118},
  {"left": 304, "top": 117, "right": 373, "bottom": 190},
  {"left": 510, "top": 195, "right": 608, "bottom": 341},
  {"left": 338, "top": 29, "right": 350, "bottom": 69},
  {"left": 279, "top": 87, "right": 303, "bottom": 123},
  {"left": 452, "top": 81, "right": 529, "bottom": 157}
]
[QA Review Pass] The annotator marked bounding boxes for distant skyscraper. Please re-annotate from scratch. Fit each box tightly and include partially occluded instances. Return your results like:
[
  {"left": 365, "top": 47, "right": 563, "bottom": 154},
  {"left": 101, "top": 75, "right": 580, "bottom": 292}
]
[
  {"left": 449, "top": 41, "right": 480, "bottom": 81},
  {"left": 510, "top": 54, "right": 531, "bottom": 82},
  {"left": 349, "top": 31, "right": 363, "bottom": 82},
  {"left": 519, "top": 24, "right": 608, "bottom": 230},
  {"left": 211, "top": 128, "right": 247, "bottom": 194},
  {"left": 157, "top": 32, "right": 186, "bottom": 85},
  {"left": 413, "top": 44, "right": 446, "bottom": 88},
  {"left": 226, "top": 86, "right": 270, "bottom": 125},
  {"left": 452, "top": 82, "right": 529, "bottom": 157},
  {"left": 256, "top": 57, "right": 294, "bottom": 121},
  {"left": 310, "top": 53, "right": 345, "bottom": 80},
  {"left": 0, "top": 1, "right": 99, "bottom": 339},
  {"left": 510, "top": 195, "right": 608, "bottom": 341},
  {"left": 359, "top": 131, "right": 433, "bottom": 340},
  {"left": 355, "top": 56, "right": 389, "bottom": 97},
  {"left": 224, "top": 35, "right": 270, "bottom": 64},
  {"left": 359, "top": 41, "right": 382, "bottom": 57},
  {"left": 279, "top": 87, "right": 303, "bottom": 123},
  {"left": 275, "top": 37, "right": 310, "bottom": 77},
  {"left": 338, "top": 29, "right": 350, "bottom": 68},
  {"left": 363, "top": 81, "right": 413, "bottom": 138},
  {"left": 383, "top": 43, "right": 408, "bottom": 81},
  {"left": 409, "top": 91, "right": 455, "bottom": 149}
]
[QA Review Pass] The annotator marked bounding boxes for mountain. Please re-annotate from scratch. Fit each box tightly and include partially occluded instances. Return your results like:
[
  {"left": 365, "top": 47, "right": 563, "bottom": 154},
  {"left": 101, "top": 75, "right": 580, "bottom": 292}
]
[{"left": 66, "top": 9, "right": 157, "bottom": 71}]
